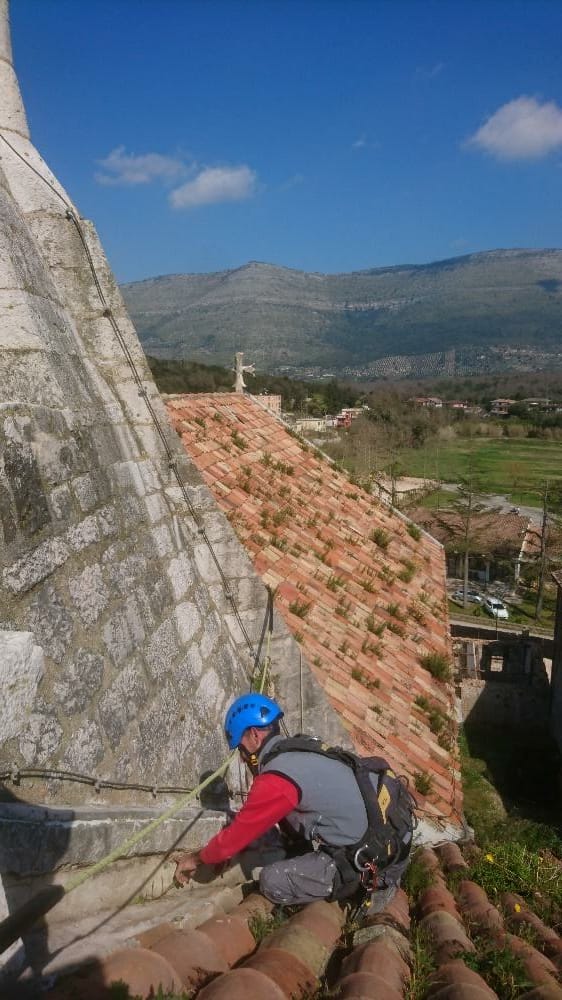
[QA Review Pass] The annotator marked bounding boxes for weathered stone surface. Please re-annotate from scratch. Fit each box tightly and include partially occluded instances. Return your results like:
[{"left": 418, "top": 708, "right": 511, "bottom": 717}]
[
  {"left": 49, "top": 483, "right": 73, "bottom": 522},
  {"left": 25, "top": 582, "right": 74, "bottom": 663},
  {"left": 0, "top": 630, "right": 44, "bottom": 742},
  {"left": 72, "top": 473, "right": 97, "bottom": 512},
  {"left": 175, "top": 646, "right": 205, "bottom": 696},
  {"left": 69, "top": 563, "right": 109, "bottom": 626},
  {"left": 3, "top": 437, "right": 50, "bottom": 535},
  {"left": 19, "top": 712, "right": 63, "bottom": 765},
  {"left": 144, "top": 618, "right": 180, "bottom": 680},
  {"left": 53, "top": 649, "right": 104, "bottom": 716},
  {"left": 3, "top": 535, "right": 69, "bottom": 594},
  {"left": 174, "top": 600, "right": 202, "bottom": 645},
  {"left": 66, "top": 514, "right": 100, "bottom": 552},
  {"left": 103, "top": 610, "right": 134, "bottom": 665},
  {"left": 98, "top": 661, "right": 149, "bottom": 748},
  {"left": 63, "top": 720, "right": 104, "bottom": 772}
]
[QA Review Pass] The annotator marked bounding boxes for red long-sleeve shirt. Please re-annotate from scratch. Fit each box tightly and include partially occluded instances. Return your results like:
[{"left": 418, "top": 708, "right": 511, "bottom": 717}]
[{"left": 199, "top": 772, "right": 299, "bottom": 865}]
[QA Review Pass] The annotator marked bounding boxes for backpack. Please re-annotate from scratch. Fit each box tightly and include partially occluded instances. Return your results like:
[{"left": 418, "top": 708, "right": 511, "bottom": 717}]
[{"left": 260, "top": 735, "right": 417, "bottom": 894}]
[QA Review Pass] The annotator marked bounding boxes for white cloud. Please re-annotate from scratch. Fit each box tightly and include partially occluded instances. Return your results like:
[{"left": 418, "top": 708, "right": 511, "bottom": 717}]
[
  {"left": 169, "top": 165, "right": 257, "bottom": 209},
  {"left": 416, "top": 62, "right": 444, "bottom": 80},
  {"left": 95, "top": 146, "right": 187, "bottom": 185},
  {"left": 352, "top": 134, "right": 367, "bottom": 150},
  {"left": 466, "top": 96, "right": 562, "bottom": 160}
]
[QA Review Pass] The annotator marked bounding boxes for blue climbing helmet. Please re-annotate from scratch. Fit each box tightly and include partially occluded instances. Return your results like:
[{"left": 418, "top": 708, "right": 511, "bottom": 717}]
[{"left": 224, "top": 693, "right": 284, "bottom": 750}]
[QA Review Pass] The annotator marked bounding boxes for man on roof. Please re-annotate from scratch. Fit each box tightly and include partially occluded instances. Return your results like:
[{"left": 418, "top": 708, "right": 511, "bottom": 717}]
[{"left": 174, "top": 693, "right": 415, "bottom": 910}]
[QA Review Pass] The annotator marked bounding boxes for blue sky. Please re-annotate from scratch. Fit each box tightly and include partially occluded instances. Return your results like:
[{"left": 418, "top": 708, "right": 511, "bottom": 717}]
[{"left": 11, "top": 0, "right": 562, "bottom": 282}]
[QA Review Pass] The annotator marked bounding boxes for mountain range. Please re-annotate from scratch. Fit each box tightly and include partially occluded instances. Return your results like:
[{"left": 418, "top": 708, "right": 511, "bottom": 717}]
[{"left": 121, "top": 249, "right": 562, "bottom": 378}]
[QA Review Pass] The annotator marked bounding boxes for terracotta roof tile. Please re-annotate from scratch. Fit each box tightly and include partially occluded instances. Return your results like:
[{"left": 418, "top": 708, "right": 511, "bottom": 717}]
[{"left": 166, "top": 392, "right": 462, "bottom": 829}]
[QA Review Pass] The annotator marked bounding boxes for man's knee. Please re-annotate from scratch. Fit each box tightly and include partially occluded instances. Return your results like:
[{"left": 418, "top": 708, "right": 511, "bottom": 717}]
[{"left": 259, "top": 852, "right": 337, "bottom": 906}]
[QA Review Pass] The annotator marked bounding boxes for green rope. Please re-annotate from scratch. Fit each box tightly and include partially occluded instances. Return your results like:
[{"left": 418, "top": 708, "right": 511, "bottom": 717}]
[{"left": 63, "top": 752, "right": 236, "bottom": 895}]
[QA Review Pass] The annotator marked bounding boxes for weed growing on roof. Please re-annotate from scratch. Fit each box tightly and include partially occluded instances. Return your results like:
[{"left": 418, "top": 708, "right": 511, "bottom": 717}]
[
  {"left": 414, "top": 771, "right": 433, "bottom": 796},
  {"left": 237, "top": 475, "right": 252, "bottom": 494},
  {"left": 407, "top": 522, "right": 422, "bottom": 541},
  {"left": 414, "top": 696, "right": 449, "bottom": 736},
  {"left": 248, "top": 907, "right": 289, "bottom": 944},
  {"left": 231, "top": 429, "right": 247, "bottom": 449},
  {"left": 387, "top": 621, "right": 406, "bottom": 637},
  {"left": 212, "top": 411, "right": 223, "bottom": 422},
  {"left": 327, "top": 574, "right": 345, "bottom": 591},
  {"left": 403, "top": 850, "right": 436, "bottom": 903},
  {"left": 278, "top": 484, "right": 291, "bottom": 498},
  {"left": 346, "top": 492, "right": 359, "bottom": 501},
  {"left": 294, "top": 630, "right": 304, "bottom": 643},
  {"left": 339, "top": 640, "right": 350, "bottom": 655},
  {"left": 461, "top": 936, "right": 531, "bottom": 1000},
  {"left": 406, "top": 923, "right": 436, "bottom": 1000},
  {"left": 352, "top": 667, "right": 381, "bottom": 690},
  {"left": 260, "top": 450, "right": 272, "bottom": 466},
  {"left": 398, "top": 559, "right": 417, "bottom": 583},
  {"left": 335, "top": 597, "right": 351, "bottom": 618},
  {"left": 193, "top": 416, "right": 206, "bottom": 429},
  {"left": 371, "top": 704, "right": 383, "bottom": 715},
  {"left": 274, "top": 460, "right": 294, "bottom": 476},
  {"left": 313, "top": 656, "right": 322, "bottom": 667},
  {"left": 409, "top": 601, "right": 427, "bottom": 625},
  {"left": 273, "top": 506, "right": 293, "bottom": 526},
  {"left": 419, "top": 652, "right": 452, "bottom": 682},
  {"left": 361, "top": 638, "right": 382, "bottom": 657},
  {"left": 288, "top": 599, "right": 311, "bottom": 619},
  {"left": 370, "top": 527, "right": 390, "bottom": 549},
  {"left": 387, "top": 602, "right": 406, "bottom": 620},
  {"left": 378, "top": 565, "right": 396, "bottom": 586},
  {"left": 361, "top": 577, "right": 375, "bottom": 593},
  {"left": 365, "top": 615, "right": 386, "bottom": 637},
  {"left": 270, "top": 534, "right": 287, "bottom": 551}
]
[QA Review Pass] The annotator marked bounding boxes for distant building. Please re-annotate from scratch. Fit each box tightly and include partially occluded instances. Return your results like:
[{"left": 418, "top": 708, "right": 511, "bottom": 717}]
[
  {"left": 407, "top": 508, "right": 538, "bottom": 585},
  {"left": 409, "top": 396, "right": 443, "bottom": 409},
  {"left": 253, "top": 393, "right": 282, "bottom": 414},
  {"left": 292, "top": 415, "right": 327, "bottom": 433},
  {"left": 490, "top": 398, "right": 516, "bottom": 415}
]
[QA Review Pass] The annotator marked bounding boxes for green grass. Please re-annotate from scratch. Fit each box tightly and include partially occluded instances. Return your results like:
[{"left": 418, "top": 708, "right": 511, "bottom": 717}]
[
  {"left": 396, "top": 437, "right": 562, "bottom": 502},
  {"left": 459, "top": 728, "right": 562, "bottom": 926}
]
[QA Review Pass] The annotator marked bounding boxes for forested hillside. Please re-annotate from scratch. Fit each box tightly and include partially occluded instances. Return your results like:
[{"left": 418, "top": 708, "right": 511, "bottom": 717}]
[{"left": 123, "top": 249, "right": 562, "bottom": 376}]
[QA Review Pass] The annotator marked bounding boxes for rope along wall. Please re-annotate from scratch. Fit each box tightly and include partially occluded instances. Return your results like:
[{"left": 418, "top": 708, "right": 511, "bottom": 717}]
[{"left": 0, "top": 129, "right": 257, "bottom": 668}]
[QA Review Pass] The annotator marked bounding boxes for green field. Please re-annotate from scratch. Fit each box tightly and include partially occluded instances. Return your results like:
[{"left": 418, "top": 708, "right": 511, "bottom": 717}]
[{"left": 396, "top": 437, "right": 562, "bottom": 505}]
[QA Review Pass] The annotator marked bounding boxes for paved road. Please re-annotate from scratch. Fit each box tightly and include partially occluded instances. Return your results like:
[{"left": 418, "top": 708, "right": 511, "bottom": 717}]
[{"left": 479, "top": 494, "right": 542, "bottom": 526}]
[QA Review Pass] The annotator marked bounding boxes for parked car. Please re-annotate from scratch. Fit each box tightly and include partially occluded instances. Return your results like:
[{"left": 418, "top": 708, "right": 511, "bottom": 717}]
[
  {"left": 483, "top": 596, "right": 509, "bottom": 620},
  {"left": 452, "top": 589, "right": 483, "bottom": 605}
]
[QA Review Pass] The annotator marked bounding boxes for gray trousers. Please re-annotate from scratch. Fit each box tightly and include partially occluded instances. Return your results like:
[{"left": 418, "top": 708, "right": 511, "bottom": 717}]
[{"left": 259, "top": 848, "right": 410, "bottom": 907}]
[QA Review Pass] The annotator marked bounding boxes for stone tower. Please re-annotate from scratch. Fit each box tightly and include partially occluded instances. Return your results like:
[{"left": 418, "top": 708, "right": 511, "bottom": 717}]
[{"left": 0, "top": 0, "right": 343, "bottom": 803}]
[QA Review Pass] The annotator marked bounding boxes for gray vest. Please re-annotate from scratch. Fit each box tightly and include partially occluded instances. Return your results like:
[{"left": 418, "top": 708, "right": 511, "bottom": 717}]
[{"left": 258, "top": 736, "right": 368, "bottom": 847}]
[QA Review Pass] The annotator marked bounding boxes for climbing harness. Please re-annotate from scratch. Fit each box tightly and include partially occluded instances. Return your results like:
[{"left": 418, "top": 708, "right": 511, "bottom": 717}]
[{"left": 260, "top": 735, "right": 417, "bottom": 899}]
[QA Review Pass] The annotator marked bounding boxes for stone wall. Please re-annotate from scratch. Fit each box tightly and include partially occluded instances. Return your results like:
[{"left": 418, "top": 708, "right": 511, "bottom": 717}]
[{"left": 0, "top": 1, "right": 347, "bottom": 809}]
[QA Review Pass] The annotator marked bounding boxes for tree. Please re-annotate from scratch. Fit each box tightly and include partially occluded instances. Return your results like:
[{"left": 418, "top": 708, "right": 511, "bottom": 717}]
[
  {"left": 435, "top": 452, "right": 490, "bottom": 609},
  {"left": 533, "top": 480, "right": 562, "bottom": 621}
]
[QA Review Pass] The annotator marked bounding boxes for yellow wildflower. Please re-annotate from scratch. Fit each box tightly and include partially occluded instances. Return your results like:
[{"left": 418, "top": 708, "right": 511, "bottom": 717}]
[
  {"left": 514, "top": 903, "right": 521, "bottom": 912},
  {"left": 485, "top": 853, "right": 494, "bottom": 863}
]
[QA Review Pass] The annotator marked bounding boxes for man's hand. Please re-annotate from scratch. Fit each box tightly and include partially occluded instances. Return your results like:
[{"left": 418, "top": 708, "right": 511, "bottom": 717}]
[{"left": 173, "top": 851, "right": 201, "bottom": 886}]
